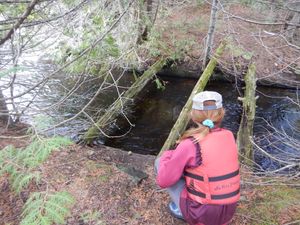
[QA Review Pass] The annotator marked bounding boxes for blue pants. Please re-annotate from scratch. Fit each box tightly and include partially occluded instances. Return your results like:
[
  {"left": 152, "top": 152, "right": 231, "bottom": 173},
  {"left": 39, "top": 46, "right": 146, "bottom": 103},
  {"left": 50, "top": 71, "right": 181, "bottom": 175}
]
[{"left": 154, "top": 157, "right": 185, "bottom": 212}]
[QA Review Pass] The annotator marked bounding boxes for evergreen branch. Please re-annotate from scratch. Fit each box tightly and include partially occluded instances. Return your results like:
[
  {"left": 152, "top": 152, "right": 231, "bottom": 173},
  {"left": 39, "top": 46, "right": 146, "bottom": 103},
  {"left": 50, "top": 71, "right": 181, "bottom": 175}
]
[
  {"left": 0, "top": 136, "right": 72, "bottom": 192},
  {"left": 20, "top": 191, "right": 75, "bottom": 225}
]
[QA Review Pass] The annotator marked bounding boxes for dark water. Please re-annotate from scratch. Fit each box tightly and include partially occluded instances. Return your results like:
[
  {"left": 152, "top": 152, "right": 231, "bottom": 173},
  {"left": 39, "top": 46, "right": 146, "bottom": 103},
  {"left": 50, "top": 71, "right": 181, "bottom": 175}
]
[
  {"left": 104, "top": 76, "right": 300, "bottom": 173},
  {"left": 8, "top": 67, "right": 298, "bottom": 172},
  {"left": 105, "top": 77, "right": 243, "bottom": 154}
]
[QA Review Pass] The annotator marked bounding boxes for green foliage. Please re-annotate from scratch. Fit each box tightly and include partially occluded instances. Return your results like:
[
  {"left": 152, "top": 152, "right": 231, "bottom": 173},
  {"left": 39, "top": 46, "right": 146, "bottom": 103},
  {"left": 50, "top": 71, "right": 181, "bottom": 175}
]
[
  {"left": 31, "top": 115, "right": 55, "bottom": 131},
  {"left": 239, "top": 0, "right": 256, "bottom": 5},
  {"left": 0, "top": 136, "right": 72, "bottom": 192},
  {"left": 0, "top": 66, "right": 26, "bottom": 79},
  {"left": 57, "top": 33, "right": 120, "bottom": 74},
  {"left": 238, "top": 185, "right": 300, "bottom": 225},
  {"left": 53, "top": 1, "right": 128, "bottom": 75},
  {"left": 20, "top": 191, "right": 75, "bottom": 225},
  {"left": 235, "top": 0, "right": 269, "bottom": 11},
  {"left": 226, "top": 41, "right": 253, "bottom": 60},
  {"left": 80, "top": 210, "right": 105, "bottom": 224},
  {"left": 143, "top": 27, "right": 168, "bottom": 57},
  {"left": 171, "top": 37, "right": 196, "bottom": 61},
  {"left": 0, "top": 3, "right": 26, "bottom": 17},
  {"left": 154, "top": 78, "right": 165, "bottom": 90},
  {"left": 22, "top": 136, "right": 72, "bottom": 167},
  {"left": 196, "top": 0, "right": 205, "bottom": 7}
]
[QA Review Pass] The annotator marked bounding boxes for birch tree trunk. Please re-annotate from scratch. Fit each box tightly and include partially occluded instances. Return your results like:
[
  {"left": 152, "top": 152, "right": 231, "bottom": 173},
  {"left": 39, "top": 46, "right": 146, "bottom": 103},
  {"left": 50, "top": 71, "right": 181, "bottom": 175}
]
[{"left": 202, "top": 0, "right": 218, "bottom": 70}]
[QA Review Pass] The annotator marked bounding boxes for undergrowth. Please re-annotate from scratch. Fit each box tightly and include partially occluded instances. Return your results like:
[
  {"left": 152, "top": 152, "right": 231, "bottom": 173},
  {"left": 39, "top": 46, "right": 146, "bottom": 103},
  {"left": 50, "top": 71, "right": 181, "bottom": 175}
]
[
  {"left": 0, "top": 135, "right": 75, "bottom": 224},
  {"left": 238, "top": 184, "right": 300, "bottom": 225},
  {"left": 21, "top": 191, "right": 75, "bottom": 225}
]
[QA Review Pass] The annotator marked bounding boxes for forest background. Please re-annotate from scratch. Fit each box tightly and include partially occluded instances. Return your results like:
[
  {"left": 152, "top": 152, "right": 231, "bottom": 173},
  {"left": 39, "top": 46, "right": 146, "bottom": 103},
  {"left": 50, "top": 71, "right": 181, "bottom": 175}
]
[{"left": 0, "top": 0, "right": 299, "bottom": 224}]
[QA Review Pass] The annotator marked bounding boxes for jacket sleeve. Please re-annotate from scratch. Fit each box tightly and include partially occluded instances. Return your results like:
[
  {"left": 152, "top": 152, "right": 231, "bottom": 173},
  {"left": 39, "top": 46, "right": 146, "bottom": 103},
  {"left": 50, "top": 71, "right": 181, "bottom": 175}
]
[{"left": 156, "top": 139, "right": 196, "bottom": 188}]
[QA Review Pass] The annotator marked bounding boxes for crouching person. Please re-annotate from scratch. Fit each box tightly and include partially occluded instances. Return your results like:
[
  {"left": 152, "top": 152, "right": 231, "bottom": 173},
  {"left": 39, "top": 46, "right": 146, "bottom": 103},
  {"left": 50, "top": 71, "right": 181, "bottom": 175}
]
[{"left": 155, "top": 91, "right": 240, "bottom": 225}]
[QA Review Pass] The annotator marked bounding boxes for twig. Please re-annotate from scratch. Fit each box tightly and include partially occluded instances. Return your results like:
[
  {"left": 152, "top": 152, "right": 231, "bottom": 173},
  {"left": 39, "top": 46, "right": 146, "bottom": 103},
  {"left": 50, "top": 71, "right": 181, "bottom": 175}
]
[{"left": 0, "top": 0, "right": 40, "bottom": 46}]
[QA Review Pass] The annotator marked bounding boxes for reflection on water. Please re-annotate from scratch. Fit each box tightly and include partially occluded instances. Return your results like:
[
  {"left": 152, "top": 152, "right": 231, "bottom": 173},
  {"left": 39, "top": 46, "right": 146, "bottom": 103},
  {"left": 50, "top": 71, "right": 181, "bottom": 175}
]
[{"left": 254, "top": 87, "right": 300, "bottom": 172}]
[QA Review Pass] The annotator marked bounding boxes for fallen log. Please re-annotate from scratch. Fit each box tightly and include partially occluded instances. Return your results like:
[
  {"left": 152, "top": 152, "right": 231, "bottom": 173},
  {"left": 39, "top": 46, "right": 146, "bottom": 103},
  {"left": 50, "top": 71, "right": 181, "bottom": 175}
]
[
  {"left": 84, "top": 58, "right": 167, "bottom": 144},
  {"left": 237, "top": 63, "right": 257, "bottom": 167},
  {"left": 158, "top": 41, "right": 226, "bottom": 156}
]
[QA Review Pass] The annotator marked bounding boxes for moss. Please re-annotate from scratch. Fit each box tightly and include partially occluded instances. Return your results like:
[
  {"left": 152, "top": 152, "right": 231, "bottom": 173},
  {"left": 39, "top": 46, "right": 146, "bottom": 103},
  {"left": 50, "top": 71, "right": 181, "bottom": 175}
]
[{"left": 238, "top": 185, "right": 300, "bottom": 224}]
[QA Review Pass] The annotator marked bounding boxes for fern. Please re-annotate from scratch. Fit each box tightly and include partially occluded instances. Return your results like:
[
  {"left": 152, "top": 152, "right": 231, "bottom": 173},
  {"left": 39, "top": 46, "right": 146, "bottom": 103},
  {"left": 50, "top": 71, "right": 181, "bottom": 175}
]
[
  {"left": 20, "top": 191, "right": 75, "bottom": 225},
  {"left": 0, "top": 136, "right": 72, "bottom": 192}
]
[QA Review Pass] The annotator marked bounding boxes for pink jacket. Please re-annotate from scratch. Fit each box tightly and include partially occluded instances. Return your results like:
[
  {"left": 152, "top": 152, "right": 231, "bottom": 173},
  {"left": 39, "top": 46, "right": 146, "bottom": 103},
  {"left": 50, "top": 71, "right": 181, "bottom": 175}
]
[{"left": 156, "top": 128, "right": 238, "bottom": 225}]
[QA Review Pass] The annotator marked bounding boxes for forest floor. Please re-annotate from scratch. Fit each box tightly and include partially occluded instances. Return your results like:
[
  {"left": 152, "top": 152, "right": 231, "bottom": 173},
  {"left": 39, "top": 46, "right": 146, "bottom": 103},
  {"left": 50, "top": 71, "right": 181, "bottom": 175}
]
[
  {"left": 0, "top": 125, "right": 300, "bottom": 225},
  {"left": 141, "top": 3, "right": 300, "bottom": 88}
]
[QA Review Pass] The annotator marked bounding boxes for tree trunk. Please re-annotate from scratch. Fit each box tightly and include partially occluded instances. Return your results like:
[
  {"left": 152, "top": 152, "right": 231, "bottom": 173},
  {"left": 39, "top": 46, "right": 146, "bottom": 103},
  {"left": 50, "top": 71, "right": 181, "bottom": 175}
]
[
  {"left": 137, "top": 0, "right": 154, "bottom": 44},
  {"left": 286, "top": 2, "right": 300, "bottom": 44},
  {"left": 236, "top": 63, "right": 257, "bottom": 167},
  {"left": 84, "top": 58, "right": 167, "bottom": 144},
  {"left": 158, "top": 41, "right": 226, "bottom": 156},
  {"left": 202, "top": 0, "right": 218, "bottom": 70},
  {"left": 0, "top": 89, "right": 12, "bottom": 126}
]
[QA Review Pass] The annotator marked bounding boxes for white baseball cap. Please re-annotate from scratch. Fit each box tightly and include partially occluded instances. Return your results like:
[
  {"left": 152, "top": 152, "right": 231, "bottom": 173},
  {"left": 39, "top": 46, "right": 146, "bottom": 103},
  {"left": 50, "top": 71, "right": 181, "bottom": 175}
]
[{"left": 192, "top": 91, "right": 223, "bottom": 110}]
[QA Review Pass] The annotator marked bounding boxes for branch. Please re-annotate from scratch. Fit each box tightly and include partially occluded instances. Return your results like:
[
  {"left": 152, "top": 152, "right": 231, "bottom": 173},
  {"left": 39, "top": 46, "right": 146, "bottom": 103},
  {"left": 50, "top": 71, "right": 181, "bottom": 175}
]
[
  {"left": 2, "top": 0, "right": 87, "bottom": 29},
  {"left": 220, "top": 7, "right": 300, "bottom": 27},
  {"left": 0, "top": 0, "right": 40, "bottom": 46},
  {"left": 0, "top": 0, "right": 31, "bottom": 3},
  {"left": 0, "top": 0, "right": 135, "bottom": 102}
]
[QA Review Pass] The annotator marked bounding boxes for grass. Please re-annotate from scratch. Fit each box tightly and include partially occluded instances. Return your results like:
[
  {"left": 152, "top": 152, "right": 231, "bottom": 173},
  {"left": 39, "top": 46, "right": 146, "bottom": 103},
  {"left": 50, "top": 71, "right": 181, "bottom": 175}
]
[
  {"left": 237, "top": 184, "right": 300, "bottom": 225},
  {"left": 85, "top": 160, "right": 113, "bottom": 183},
  {"left": 80, "top": 210, "right": 106, "bottom": 225}
]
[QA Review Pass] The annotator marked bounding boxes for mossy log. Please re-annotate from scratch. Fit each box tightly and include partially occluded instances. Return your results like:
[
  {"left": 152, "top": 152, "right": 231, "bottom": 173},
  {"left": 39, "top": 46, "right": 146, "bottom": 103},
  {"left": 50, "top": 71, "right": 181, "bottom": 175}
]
[
  {"left": 237, "top": 63, "right": 257, "bottom": 167},
  {"left": 158, "top": 42, "right": 226, "bottom": 156},
  {"left": 84, "top": 58, "right": 167, "bottom": 144}
]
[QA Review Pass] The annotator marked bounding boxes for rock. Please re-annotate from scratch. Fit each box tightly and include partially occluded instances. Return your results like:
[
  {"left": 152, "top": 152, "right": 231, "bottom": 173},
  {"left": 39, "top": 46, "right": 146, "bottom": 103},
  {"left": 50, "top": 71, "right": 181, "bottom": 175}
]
[{"left": 116, "top": 165, "right": 148, "bottom": 184}]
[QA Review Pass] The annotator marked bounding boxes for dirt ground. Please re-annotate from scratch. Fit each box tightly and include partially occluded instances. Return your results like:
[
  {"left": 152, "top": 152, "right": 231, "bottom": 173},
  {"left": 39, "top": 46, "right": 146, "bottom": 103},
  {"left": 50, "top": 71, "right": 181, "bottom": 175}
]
[
  {"left": 1, "top": 125, "right": 299, "bottom": 225},
  {"left": 0, "top": 131, "right": 184, "bottom": 225}
]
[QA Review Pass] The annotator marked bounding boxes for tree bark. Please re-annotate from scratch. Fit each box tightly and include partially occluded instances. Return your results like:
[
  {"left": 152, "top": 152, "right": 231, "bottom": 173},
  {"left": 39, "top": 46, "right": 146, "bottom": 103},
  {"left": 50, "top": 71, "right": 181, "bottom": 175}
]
[
  {"left": 286, "top": 2, "right": 300, "bottom": 43},
  {"left": 137, "top": 0, "right": 154, "bottom": 44},
  {"left": 236, "top": 63, "right": 257, "bottom": 167},
  {"left": 0, "top": 89, "right": 12, "bottom": 126},
  {"left": 202, "top": 0, "right": 218, "bottom": 70},
  {"left": 84, "top": 58, "right": 167, "bottom": 144},
  {"left": 158, "top": 41, "right": 226, "bottom": 156}
]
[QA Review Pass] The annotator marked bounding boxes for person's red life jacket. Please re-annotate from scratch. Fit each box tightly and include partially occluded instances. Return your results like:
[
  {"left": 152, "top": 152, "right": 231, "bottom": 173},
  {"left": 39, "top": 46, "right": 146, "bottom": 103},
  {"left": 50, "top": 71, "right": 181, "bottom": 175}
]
[{"left": 184, "top": 129, "right": 240, "bottom": 205}]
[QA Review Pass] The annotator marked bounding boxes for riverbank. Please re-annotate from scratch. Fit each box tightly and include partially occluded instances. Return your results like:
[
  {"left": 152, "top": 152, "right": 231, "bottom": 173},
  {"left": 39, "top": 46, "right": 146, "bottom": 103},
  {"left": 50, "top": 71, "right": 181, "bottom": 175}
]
[
  {"left": 139, "top": 3, "right": 300, "bottom": 89},
  {"left": 0, "top": 127, "right": 299, "bottom": 225}
]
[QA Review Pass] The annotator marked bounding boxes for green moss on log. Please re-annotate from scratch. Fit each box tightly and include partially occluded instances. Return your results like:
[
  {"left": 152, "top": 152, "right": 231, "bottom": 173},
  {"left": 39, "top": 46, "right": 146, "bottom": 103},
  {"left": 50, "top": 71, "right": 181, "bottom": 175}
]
[
  {"left": 84, "top": 58, "right": 167, "bottom": 144},
  {"left": 158, "top": 41, "right": 226, "bottom": 156},
  {"left": 237, "top": 63, "right": 257, "bottom": 167}
]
